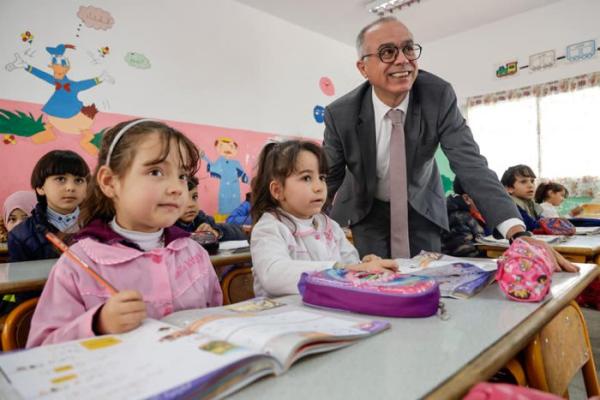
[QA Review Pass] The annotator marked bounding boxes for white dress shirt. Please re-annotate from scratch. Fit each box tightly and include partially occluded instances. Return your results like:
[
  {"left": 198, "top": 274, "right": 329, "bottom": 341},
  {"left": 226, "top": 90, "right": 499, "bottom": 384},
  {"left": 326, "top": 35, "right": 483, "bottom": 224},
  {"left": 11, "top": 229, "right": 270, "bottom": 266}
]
[{"left": 370, "top": 88, "right": 524, "bottom": 238}]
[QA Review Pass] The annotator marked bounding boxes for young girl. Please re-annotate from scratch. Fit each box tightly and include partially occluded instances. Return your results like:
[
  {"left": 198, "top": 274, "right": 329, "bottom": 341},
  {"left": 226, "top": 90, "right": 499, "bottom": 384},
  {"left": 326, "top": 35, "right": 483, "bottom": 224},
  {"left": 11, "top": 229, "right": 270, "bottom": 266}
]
[
  {"left": 2, "top": 190, "right": 37, "bottom": 233},
  {"left": 8, "top": 150, "right": 90, "bottom": 262},
  {"left": 534, "top": 182, "right": 582, "bottom": 218},
  {"left": 27, "top": 119, "right": 222, "bottom": 348},
  {"left": 250, "top": 140, "right": 397, "bottom": 297}
]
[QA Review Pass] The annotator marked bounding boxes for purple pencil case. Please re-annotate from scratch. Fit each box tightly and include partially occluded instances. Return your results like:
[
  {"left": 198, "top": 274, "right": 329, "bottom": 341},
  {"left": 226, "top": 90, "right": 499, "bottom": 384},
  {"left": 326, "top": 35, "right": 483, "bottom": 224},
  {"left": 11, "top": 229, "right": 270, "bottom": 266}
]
[{"left": 298, "top": 268, "right": 440, "bottom": 318}]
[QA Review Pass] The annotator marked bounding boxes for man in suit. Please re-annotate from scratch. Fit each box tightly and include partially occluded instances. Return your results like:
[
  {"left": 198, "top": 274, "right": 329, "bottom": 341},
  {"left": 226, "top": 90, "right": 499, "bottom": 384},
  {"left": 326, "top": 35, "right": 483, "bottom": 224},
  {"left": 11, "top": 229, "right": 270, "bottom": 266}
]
[{"left": 323, "top": 17, "right": 576, "bottom": 272}]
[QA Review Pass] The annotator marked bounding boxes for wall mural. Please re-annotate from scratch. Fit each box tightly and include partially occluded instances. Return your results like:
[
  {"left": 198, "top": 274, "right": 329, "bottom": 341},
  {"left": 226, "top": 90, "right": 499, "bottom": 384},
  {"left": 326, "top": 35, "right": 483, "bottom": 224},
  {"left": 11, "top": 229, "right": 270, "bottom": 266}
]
[{"left": 0, "top": 98, "right": 278, "bottom": 218}]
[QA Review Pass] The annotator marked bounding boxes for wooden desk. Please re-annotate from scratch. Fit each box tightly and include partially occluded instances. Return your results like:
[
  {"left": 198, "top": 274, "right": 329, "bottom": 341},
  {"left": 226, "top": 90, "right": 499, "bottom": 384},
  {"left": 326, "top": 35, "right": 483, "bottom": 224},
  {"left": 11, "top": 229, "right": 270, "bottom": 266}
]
[
  {"left": 228, "top": 264, "right": 599, "bottom": 400},
  {"left": 478, "top": 235, "right": 600, "bottom": 264},
  {"left": 0, "top": 251, "right": 252, "bottom": 297}
]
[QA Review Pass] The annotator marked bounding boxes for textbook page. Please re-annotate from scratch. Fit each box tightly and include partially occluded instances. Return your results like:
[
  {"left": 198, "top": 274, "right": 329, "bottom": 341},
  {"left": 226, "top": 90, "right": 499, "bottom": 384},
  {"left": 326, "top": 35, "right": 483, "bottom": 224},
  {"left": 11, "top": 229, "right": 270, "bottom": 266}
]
[
  {"left": 0, "top": 319, "right": 275, "bottom": 400},
  {"left": 162, "top": 298, "right": 389, "bottom": 369}
]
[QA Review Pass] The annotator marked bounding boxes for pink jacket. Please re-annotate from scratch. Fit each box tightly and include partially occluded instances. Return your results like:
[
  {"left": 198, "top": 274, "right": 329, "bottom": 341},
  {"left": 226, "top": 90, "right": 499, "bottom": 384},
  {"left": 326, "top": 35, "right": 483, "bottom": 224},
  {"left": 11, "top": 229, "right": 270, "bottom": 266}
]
[{"left": 27, "top": 236, "right": 222, "bottom": 347}]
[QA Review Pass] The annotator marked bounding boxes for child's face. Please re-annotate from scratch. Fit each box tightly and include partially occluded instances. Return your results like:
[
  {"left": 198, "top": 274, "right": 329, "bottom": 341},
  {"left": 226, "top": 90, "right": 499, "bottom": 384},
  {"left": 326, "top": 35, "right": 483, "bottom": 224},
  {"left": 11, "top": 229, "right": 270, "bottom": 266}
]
[
  {"left": 6, "top": 208, "right": 28, "bottom": 232},
  {"left": 507, "top": 174, "right": 535, "bottom": 200},
  {"left": 547, "top": 190, "right": 565, "bottom": 207},
  {"left": 180, "top": 187, "right": 200, "bottom": 223},
  {"left": 36, "top": 173, "right": 88, "bottom": 214},
  {"left": 110, "top": 133, "right": 189, "bottom": 232},
  {"left": 270, "top": 150, "right": 327, "bottom": 219}
]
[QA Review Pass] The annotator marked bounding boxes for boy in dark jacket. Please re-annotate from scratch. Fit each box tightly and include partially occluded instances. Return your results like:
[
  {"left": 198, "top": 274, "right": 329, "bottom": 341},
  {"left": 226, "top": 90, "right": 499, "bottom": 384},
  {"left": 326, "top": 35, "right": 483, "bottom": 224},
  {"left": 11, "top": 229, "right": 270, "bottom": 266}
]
[
  {"left": 176, "top": 176, "right": 247, "bottom": 241},
  {"left": 8, "top": 150, "right": 90, "bottom": 262},
  {"left": 500, "top": 164, "right": 541, "bottom": 232}
]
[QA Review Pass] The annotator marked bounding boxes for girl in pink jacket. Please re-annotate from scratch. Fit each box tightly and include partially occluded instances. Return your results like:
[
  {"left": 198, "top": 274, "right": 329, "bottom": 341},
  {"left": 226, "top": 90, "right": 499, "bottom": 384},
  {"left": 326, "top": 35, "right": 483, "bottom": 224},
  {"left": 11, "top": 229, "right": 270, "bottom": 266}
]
[{"left": 27, "top": 119, "right": 222, "bottom": 347}]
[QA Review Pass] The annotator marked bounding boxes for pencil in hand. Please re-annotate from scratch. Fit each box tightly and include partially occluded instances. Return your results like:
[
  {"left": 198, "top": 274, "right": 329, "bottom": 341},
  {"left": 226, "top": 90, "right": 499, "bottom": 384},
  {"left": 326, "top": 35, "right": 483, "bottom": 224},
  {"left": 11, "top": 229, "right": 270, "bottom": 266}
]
[{"left": 45, "top": 232, "right": 118, "bottom": 295}]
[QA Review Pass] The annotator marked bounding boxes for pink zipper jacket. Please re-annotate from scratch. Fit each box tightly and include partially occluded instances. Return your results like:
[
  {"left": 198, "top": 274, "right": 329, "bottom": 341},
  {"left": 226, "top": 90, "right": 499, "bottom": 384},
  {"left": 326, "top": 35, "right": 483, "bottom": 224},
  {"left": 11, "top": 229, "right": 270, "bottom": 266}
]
[{"left": 27, "top": 221, "right": 222, "bottom": 347}]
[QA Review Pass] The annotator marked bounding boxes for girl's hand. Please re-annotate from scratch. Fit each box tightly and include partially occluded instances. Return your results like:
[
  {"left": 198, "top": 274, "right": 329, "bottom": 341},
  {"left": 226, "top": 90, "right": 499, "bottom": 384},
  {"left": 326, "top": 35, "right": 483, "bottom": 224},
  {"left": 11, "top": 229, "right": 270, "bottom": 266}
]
[
  {"left": 361, "top": 254, "right": 381, "bottom": 263},
  {"left": 196, "top": 223, "right": 221, "bottom": 239},
  {"left": 346, "top": 259, "right": 398, "bottom": 273},
  {"left": 570, "top": 206, "right": 584, "bottom": 216},
  {"left": 96, "top": 290, "right": 147, "bottom": 335}
]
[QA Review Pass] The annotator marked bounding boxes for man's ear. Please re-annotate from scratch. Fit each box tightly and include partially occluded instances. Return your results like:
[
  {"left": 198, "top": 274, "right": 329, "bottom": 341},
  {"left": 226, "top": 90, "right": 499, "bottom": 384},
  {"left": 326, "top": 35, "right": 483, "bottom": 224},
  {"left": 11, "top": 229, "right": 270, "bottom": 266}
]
[
  {"left": 269, "top": 180, "right": 283, "bottom": 202},
  {"left": 356, "top": 59, "right": 368, "bottom": 79},
  {"left": 97, "top": 166, "right": 118, "bottom": 198}
]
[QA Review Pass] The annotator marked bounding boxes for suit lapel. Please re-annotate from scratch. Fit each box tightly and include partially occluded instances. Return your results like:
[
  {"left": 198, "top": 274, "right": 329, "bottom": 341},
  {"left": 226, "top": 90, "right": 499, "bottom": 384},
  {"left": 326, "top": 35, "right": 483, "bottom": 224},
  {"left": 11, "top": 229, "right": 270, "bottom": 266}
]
[
  {"left": 356, "top": 87, "right": 377, "bottom": 197},
  {"left": 405, "top": 90, "right": 422, "bottom": 171}
]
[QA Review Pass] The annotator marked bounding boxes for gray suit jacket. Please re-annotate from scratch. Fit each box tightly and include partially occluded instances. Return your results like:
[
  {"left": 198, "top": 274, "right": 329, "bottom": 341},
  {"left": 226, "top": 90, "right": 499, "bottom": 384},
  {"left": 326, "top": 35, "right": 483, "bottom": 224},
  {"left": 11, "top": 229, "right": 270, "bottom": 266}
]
[{"left": 323, "top": 70, "right": 520, "bottom": 231}]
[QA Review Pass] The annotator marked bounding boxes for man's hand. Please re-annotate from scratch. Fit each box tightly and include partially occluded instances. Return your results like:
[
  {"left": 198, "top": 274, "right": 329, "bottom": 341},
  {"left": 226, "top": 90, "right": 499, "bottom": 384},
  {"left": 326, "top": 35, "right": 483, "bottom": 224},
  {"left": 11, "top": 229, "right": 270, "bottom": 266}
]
[{"left": 521, "top": 236, "right": 579, "bottom": 273}]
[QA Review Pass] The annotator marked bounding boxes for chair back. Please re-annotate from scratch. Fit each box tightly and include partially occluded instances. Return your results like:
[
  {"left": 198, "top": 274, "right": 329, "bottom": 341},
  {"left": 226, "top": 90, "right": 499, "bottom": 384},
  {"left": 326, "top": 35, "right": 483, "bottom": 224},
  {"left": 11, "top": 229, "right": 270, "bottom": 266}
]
[
  {"left": 221, "top": 267, "right": 254, "bottom": 305},
  {"left": 524, "top": 301, "right": 600, "bottom": 397},
  {"left": 1, "top": 297, "right": 39, "bottom": 351}
]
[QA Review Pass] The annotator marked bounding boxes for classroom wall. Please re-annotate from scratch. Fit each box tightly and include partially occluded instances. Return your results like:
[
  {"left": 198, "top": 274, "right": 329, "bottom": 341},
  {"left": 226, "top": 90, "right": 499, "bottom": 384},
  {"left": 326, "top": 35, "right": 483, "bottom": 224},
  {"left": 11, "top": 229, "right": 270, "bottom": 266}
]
[
  {"left": 419, "top": 0, "right": 600, "bottom": 189},
  {"left": 0, "top": 0, "right": 362, "bottom": 215},
  {"left": 420, "top": 0, "right": 600, "bottom": 103}
]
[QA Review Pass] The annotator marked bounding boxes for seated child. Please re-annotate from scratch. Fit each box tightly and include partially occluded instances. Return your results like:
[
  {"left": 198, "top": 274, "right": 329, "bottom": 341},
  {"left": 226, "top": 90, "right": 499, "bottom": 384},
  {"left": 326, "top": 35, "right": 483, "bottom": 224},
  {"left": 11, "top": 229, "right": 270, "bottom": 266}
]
[
  {"left": 176, "top": 176, "right": 247, "bottom": 241},
  {"left": 500, "top": 164, "right": 541, "bottom": 231},
  {"left": 27, "top": 119, "right": 222, "bottom": 347},
  {"left": 250, "top": 140, "right": 397, "bottom": 297},
  {"left": 441, "top": 178, "right": 489, "bottom": 257},
  {"left": 2, "top": 191, "right": 37, "bottom": 233},
  {"left": 226, "top": 192, "right": 252, "bottom": 226},
  {"left": 8, "top": 150, "right": 90, "bottom": 262},
  {"left": 534, "top": 182, "right": 582, "bottom": 218}
]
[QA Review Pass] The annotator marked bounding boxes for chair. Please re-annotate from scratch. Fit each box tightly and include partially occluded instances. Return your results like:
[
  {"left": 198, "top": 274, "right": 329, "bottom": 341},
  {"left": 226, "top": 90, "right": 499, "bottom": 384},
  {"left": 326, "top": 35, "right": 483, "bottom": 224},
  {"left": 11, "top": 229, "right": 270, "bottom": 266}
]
[
  {"left": 221, "top": 266, "right": 255, "bottom": 305},
  {"left": 1, "top": 297, "right": 39, "bottom": 351},
  {"left": 524, "top": 301, "right": 600, "bottom": 398}
]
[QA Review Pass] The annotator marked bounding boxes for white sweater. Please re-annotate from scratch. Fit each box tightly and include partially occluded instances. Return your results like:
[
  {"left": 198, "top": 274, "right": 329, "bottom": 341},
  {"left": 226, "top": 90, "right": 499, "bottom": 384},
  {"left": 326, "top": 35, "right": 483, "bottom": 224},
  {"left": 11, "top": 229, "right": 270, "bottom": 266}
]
[
  {"left": 539, "top": 202, "right": 560, "bottom": 218},
  {"left": 250, "top": 211, "right": 360, "bottom": 297}
]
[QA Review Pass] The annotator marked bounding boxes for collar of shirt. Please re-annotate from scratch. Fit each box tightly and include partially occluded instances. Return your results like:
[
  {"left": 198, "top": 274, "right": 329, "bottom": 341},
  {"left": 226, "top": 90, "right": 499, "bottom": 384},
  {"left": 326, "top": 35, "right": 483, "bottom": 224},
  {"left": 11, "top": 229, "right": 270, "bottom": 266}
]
[
  {"left": 372, "top": 87, "right": 410, "bottom": 129},
  {"left": 109, "top": 218, "right": 165, "bottom": 251},
  {"left": 47, "top": 206, "right": 80, "bottom": 232}
]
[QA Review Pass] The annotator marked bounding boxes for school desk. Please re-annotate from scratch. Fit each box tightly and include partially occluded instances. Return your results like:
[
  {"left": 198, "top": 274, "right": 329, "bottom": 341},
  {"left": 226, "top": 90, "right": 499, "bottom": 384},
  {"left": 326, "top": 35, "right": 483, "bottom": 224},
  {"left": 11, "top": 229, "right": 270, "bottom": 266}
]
[
  {"left": 478, "top": 235, "right": 600, "bottom": 264},
  {"left": 228, "top": 263, "right": 599, "bottom": 400},
  {"left": 0, "top": 251, "right": 252, "bottom": 297}
]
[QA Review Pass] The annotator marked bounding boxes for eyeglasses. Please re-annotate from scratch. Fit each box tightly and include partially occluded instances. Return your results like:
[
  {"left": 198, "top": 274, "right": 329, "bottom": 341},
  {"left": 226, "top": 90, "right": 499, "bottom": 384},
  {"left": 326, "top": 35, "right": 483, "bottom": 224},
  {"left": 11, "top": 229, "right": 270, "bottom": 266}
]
[{"left": 361, "top": 43, "right": 422, "bottom": 63}]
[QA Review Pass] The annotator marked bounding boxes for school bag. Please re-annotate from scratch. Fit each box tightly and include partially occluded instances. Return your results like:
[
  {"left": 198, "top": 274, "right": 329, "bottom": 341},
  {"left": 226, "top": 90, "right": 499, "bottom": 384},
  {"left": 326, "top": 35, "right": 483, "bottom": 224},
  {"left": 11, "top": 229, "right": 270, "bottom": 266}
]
[
  {"left": 533, "top": 217, "right": 576, "bottom": 236},
  {"left": 496, "top": 238, "right": 554, "bottom": 302},
  {"left": 297, "top": 268, "right": 440, "bottom": 317}
]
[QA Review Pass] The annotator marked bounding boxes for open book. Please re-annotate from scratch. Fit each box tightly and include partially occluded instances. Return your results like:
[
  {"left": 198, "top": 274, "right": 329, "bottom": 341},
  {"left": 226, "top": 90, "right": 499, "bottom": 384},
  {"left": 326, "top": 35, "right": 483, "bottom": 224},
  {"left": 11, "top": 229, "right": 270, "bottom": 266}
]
[
  {"left": 0, "top": 298, "right": 388, "bottom": 400},
  {"left": 396, "top": 253, "right": 497, "bottom": 299}
]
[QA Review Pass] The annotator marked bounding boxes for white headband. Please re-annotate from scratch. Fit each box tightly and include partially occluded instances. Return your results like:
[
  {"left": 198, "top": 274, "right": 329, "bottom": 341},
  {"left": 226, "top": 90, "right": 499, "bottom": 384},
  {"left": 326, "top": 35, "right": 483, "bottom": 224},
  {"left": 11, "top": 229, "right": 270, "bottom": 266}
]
[{"left": 105, "top": 118, "right": 155, "bottom": 166}]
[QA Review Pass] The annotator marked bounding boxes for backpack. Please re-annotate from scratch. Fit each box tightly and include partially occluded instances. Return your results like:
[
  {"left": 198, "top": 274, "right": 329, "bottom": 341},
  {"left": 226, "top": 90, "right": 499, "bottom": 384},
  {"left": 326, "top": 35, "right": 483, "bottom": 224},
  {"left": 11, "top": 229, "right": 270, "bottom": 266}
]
[
  {"left": 496, "top": 238, "right": 554, "bottom": 302},
  {"left": 533, "top": 217, "right": 576, "bottom": 235},
  {"left": 298, "top": 268, "right": 440, "bottom": 317}
]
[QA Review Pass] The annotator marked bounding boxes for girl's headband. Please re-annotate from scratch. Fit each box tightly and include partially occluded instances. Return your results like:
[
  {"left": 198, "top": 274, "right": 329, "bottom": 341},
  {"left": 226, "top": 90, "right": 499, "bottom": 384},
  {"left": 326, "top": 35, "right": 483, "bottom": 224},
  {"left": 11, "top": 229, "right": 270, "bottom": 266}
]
[{"left": 105, "top": 118, "right": 155, "bottom": 166}]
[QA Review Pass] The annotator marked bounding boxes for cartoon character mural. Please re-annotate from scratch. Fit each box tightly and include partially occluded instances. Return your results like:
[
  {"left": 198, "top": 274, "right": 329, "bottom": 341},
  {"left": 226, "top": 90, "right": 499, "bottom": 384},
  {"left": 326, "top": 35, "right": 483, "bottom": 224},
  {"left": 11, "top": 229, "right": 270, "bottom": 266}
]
[
  {"left": 202, "top": 137, "right": 249, "bottom": 219},
  {"left": 5, "top": 44, "right": 114, "bottom": 154}
]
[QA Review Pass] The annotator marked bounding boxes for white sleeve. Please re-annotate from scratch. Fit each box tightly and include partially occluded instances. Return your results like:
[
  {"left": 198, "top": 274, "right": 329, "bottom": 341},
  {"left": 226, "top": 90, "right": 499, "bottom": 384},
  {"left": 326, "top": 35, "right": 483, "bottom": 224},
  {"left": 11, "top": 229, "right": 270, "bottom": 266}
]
[
  {"left": 250, "top": 216, "right": 333, "bottom": 297},
  {"left": 330, "top": 218, "right": 360, "bottom": 264},
  {"left": 539, "top": 203, "right": 560, "bottom": 218}
]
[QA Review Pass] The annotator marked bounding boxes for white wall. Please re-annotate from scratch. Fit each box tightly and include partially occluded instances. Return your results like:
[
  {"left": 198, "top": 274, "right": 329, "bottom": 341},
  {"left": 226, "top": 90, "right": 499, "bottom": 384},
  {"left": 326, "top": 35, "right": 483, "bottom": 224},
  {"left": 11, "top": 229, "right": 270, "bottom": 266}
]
[
  {"left": 420, "top": 0, "right": 600, "bottom": 104},
  {"left": 0, "top": 0, "right": 362, "bottom": 138}
]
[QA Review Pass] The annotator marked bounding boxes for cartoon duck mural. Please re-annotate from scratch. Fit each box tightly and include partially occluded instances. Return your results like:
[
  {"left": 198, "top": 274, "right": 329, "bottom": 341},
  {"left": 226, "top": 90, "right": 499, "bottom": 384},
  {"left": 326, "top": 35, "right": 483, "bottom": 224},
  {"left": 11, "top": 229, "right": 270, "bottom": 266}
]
[
  {"left": 203, "top": 137, "right": 249, "bottom": 221},
  {"left": 6, "top": 44, "right": 114, "bottom": 154}
]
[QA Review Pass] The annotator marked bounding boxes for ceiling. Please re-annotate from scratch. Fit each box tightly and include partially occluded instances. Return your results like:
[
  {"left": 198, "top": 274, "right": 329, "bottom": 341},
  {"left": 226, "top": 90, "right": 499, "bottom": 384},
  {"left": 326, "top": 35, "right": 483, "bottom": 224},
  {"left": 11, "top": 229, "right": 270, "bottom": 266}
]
[{"left": 235, "top": 0, "right": 564, "bottom": 47}]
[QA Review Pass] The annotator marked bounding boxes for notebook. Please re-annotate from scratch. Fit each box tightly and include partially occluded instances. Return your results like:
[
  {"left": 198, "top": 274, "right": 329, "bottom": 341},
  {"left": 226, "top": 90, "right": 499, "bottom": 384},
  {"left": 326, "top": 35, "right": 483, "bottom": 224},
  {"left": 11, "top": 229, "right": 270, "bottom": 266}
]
[
  {"left": 0, "top": 298, "right": 388, "bottom": 400},
  {"left": 396, "top": 253, "right": 496, "bottom": 299}
]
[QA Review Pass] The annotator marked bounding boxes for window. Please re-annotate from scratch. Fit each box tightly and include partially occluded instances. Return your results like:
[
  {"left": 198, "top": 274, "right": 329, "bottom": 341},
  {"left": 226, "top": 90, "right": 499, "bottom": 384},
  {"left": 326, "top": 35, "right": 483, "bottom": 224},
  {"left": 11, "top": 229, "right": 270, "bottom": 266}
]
[
  {"left": 467, "top": 83, "right": 600, "bottom": 180},
  {"left": 468, "top": 97, "right": 538, "bottom": 177}
]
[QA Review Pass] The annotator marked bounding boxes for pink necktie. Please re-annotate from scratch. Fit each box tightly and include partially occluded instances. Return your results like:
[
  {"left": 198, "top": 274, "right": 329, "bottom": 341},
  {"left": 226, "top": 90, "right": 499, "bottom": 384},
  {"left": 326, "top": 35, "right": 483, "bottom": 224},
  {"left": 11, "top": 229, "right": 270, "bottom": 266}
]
[{"left": 387, "top": 109, "right": 410, "bottom": 258}]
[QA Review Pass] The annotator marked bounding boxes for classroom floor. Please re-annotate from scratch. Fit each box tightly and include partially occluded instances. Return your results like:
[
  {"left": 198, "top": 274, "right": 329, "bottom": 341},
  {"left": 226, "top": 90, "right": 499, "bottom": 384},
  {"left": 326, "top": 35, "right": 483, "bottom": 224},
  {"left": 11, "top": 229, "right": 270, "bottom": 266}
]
[{"left": 569, "top": 307, "right": 600, "bottom": 399}]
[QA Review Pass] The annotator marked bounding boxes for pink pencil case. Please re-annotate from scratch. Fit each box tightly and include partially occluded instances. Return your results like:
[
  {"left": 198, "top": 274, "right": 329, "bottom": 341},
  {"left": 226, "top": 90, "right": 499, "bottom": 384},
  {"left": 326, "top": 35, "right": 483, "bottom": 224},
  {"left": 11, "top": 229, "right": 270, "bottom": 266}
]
[{"left": 298, "top": 268, "right": 440, "bottom": 317}]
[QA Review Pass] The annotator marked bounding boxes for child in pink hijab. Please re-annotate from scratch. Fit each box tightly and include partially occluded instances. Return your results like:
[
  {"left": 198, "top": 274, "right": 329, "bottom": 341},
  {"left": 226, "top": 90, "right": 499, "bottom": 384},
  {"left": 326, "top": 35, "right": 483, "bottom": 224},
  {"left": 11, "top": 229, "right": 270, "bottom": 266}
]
[{"left": 3, "top": 191, "right": 37, "bottom": 232}]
